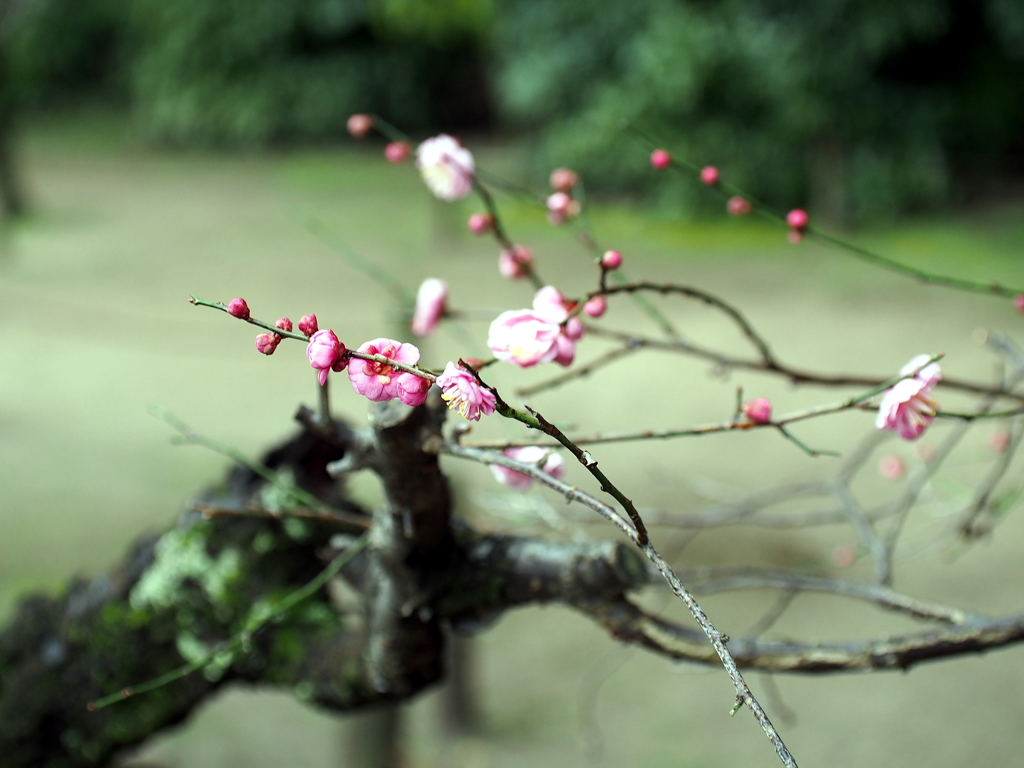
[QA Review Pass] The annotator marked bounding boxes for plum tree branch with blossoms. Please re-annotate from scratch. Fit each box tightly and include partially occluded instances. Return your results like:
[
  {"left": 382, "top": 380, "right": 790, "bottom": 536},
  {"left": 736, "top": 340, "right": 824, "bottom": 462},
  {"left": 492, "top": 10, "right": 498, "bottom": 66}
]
[{"left": 6, "top": 115, "right": 1024, "bottom": 768}]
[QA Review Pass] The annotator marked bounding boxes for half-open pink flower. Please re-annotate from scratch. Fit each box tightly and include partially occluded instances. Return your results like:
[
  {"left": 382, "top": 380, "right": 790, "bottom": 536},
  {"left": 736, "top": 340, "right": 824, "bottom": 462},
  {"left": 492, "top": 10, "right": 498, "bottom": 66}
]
[
  {"left": 255, "top": 332, "right": 281, "bottom": 355},
  {"left": 416, "top": 134, "right": 475, "bottom": 201},
  {"left": 490, "top": 446, "right": 565, "bottom": 491},
  {"left": 876, "top": 355, "right": 941, "bottom": 441},
  {"left": 410, "top": 278, "right": 447, "bottom": 337},
  {"left": 348, "top": 338, "right": 427, "bottom": 405},
  {"left": 436, "top": 362, "right": 496, "bottom": 421},
  {"left": 487, "top": 309, "right": 562, "bottom": 367},
  {"left": 307, "top": 329, "right": 347, "bottom": 386},
  {"left": 488, "top": 286, "right": 584, "bottom": 368}
]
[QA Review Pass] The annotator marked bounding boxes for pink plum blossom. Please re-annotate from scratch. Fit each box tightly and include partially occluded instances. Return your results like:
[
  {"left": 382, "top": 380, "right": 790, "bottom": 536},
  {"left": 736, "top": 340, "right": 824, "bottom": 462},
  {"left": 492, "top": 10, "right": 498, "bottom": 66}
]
[
  {"left": 488, "top": 286, "right": 583, "bottom": 368},
  {"left": 410, "top": 278, "right": 447, "bottom": 337},
  {"left": 416, "top": 134, "right": 475, "bottom": 201},
  {"left": 348, "top": 338, "right": 428, "bottom": 406},
  {"left": 436, "top": 361, "right": 497, "bottom": 421},
  {"left": 298, "top": 314, "right": 318, "bottom": 337},
  {"left": 742, "top": 398, "right": 773, "bottom": 424},
  {"left": 489, "top": 446, "right": 565, "bottom": 491},
  {"left": 487, "top": 309, "right": 562, "bottom": 367},
  {"left": 227, "top": 298, "right": 250, "bottom": 319},
  {"left": 307, "top": 329, "right": 347, "bottom": 386},
  {"left": 875, "top": 355, "right": 941, "bottom": 441},
  {"left": 255, "top": 332, "right": 281, "bottom": 355}
]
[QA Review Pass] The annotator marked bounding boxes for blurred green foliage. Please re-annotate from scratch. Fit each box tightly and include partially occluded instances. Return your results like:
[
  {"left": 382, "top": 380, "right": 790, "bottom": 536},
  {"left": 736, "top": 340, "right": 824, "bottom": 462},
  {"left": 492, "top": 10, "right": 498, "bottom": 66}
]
[
  {"left": 7, "top": 0, "right": 1024, "bottom": 219},
  {"left": 494, "top": 0, "right": 1024, "bottom": 221}
]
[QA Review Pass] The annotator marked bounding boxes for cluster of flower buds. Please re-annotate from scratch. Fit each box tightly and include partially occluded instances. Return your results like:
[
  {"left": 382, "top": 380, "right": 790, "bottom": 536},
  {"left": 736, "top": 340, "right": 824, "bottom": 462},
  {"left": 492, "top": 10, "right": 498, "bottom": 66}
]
[
  {"left": 786, "top": 209, "right": 809, "bottom": 244},
  {"left": 545, "top": 167, "right": 582, "bottom": 225},
  {"left": 727, "top": 196, "right": 752, "bottom": 216},
  {"left": 498, "top": 244, "right": 534, "bottom": 280}
]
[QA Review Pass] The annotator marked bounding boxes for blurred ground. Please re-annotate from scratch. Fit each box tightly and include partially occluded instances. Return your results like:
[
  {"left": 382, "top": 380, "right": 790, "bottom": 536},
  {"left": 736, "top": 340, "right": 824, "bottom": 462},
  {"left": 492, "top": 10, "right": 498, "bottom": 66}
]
[{"left": 2, "top": 113, "right": 1024, "bottom": 767}]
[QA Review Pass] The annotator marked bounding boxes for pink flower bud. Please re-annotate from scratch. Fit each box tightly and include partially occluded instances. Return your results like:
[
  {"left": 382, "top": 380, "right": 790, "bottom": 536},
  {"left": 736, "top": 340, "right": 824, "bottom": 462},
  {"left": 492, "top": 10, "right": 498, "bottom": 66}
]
[
  {"left": 410, "top": 278, "right": 447, "bottom": 337},
  {"left": 227, "top": 298, "right": 250, "bottom": 320},
  {"left": 786, "top": 208, "right": 809, "bottom": 230},
  {"left": 275, "top": 317, "right": 292, "bottom": 332},
  {"left": 788, "top": 229, "right": 804, "bottom": 245},
  {"left": 1014, "top": 294, "right": 1024, "bottom": 313},
  {"left": 307, "top": 329, "right": 346, "bottom": 387},
  {"left": 255, "top": 332, "right": 281, "bottom": 355},
  {"left": 583, "top": 295, "right": 607, "bottom": 318},
  {"left": 600, "top": 250, "right": 622, "bottom": 270},
  {"left": 742, "top": 398, "right": 772, "bottom": 424},
  {"left": 877, "top": 454, "right": 905, "bottom": 480},
  {"left": 346, "top": 114, "right": 374, "bottom": 139},
  {"left": 498, "top": 245, "right": 533, "bottom": 280},
  {"left": 385, "top": 141, "right": 411, "bottom": 164},
  {"left": 650, "top": 149, "right": 672, "bottom": 170},
  {"left": 727, "top": 196, "right": 752, "bottom": 216},
  {"left": 467, "top": 212, "right": 494, "bottom": 235},
  {"left": 700, "top": 165, "right": 719, "bottom": 185},
  {"left": 490, "top": 446, "right": 565, "bottom": 491},
  {"left": 549, "top": 167, "right": 579, "bottom": 192},
  {"left": 298, "top": 314, "right": 318, "bottom": 337}
]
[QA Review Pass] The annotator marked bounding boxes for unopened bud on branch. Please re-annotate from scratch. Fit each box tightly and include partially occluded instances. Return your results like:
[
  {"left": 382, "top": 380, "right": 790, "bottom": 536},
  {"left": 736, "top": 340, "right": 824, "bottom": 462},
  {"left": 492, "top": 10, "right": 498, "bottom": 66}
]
[
  {"left": 467, "top": 212, "right": 494, "bottom": 235},
  {"left": 227, "top": 298, "right": 250, "bottom": 320},
  {"left": 298, "top": 314, "right": 319, "bottom": 337},
  {"left": 700, "top": 165, "right": 720, "bottom": 185},
  {"left": 255, "top": 333, "right": 282, "bottom": 355},
  {"left": 650, "top": 149, "right": 672, "bottom": 170},
  {"left": 601, "top": 250, "right": 622, "bottom": 270},
  {"left": 385, "top": 141, "right": 411, "bottom": 164},
  {"left": 742, "top": 398, "right": 773, "bottom": 424},
  {"left": 346, "top": 114, "right": 374, "bottom": 139},
  {"left": 549, "top": 167, "right": 579, "bottom": 192},
  {"left": 727, "top": 196, "right": 752, "bottom": 216}
]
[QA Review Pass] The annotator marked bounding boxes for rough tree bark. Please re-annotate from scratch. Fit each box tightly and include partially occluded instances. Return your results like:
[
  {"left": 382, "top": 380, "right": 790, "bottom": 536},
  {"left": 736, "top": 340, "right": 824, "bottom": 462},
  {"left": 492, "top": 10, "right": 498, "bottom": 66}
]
[{"left": 0, "top": 395, "right": 647, "bottom": 767}]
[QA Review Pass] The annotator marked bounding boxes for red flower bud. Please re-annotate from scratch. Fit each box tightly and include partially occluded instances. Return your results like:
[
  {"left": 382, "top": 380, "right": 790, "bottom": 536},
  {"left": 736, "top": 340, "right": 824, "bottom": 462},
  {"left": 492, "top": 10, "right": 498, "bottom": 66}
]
[{"left": 650, "top": 149, "right": 672, "bottom": 169}]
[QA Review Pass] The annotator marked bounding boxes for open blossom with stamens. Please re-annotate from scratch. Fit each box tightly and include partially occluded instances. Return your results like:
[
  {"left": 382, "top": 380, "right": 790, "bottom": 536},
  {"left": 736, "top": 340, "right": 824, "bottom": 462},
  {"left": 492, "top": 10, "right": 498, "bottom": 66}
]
[
  {"left": 436, "top": 362, "right": 496, "bottom": 421},
  {"left": 306, "top": 329, "right": 347, "bottom": 386},
  {"left": 410, "top": 278, "right": 447, "bottom": 337},
  {"left": 490, "top": 446, "right": 565, "bottom": 491},
  {"left": 875, "top": 354, "right": 941, "bottom": 441},
  {"left": 488, "top": 286, "right": 583, "bottom": 368},
  {"left": 348, "top": 338, "right": 429, "bottom": 406},
  {"left": 416, "top": 134, "right": 475, "bottom": 201}
]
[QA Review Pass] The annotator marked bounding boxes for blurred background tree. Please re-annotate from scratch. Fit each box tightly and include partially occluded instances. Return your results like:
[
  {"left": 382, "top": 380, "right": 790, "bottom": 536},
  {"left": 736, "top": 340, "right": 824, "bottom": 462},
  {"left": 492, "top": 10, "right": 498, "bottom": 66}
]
[{"left": 7, "top": 0, "right": 1024, "bottom": 221}]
